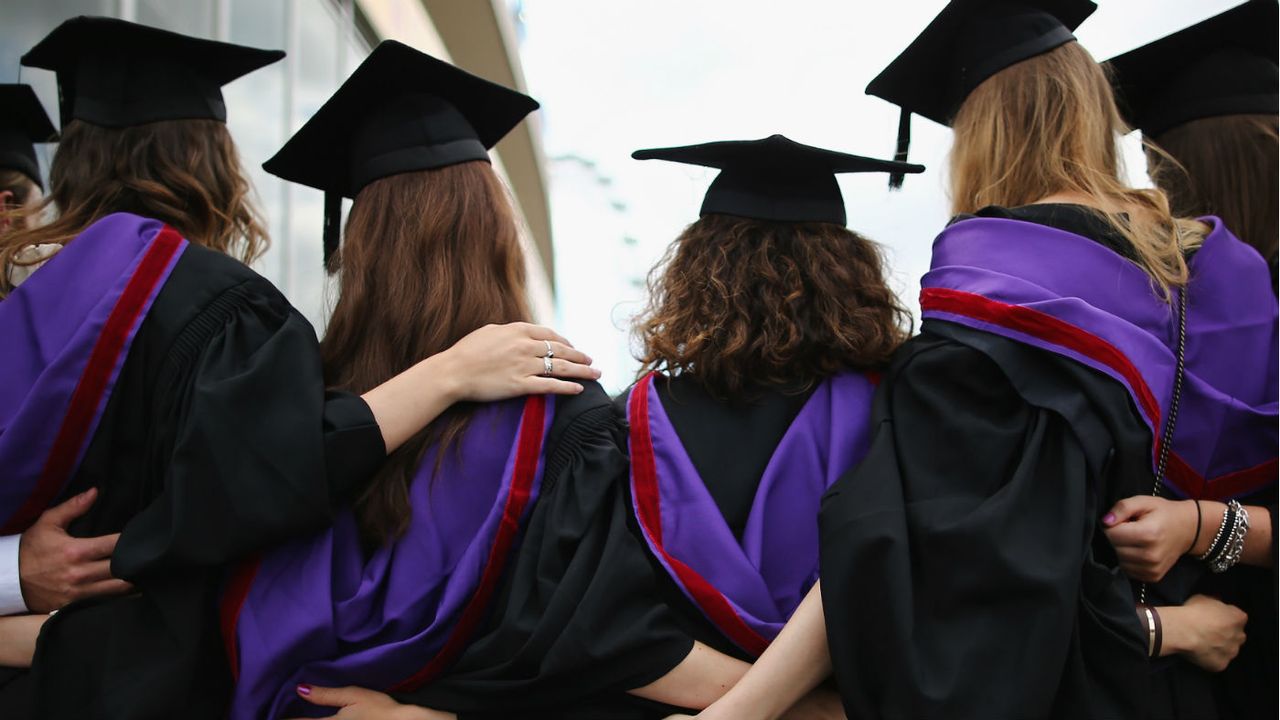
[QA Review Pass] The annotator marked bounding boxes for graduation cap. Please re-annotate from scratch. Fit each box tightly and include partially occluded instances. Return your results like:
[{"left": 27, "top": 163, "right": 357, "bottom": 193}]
[
  {"left": 21, "top": 16, "right": 284, "bottom": 128},
  {"left": 0, "top": 85, "right": 58, "bottom": 190},
  {"left": 865, "top": 0, "right": 1098, "bottom": 187},
  {"left": 631, "top": 134, "right": 925, "bottom": 225},
  {"left": 1106, "top": 0, "right": 1278, "bottom": 138},
  {"left": 263, "top": 40, "right": 539, "bottom": 265}
]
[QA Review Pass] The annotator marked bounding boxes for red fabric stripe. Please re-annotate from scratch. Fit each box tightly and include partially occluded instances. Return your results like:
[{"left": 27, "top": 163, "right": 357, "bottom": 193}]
[
  {"left": 220, "top": 555, "right": 262, "bottom": 680},
  {"left": 390, "top": 394, "right": 547, "bottom": 692},
  {"left": 921, "top": 287, "right": 1276, "bottom": 500},
  {"left": 0, "top": 227, "right": 182, "bottom": 534},
  {"left": 629, "top": 373, "right": 770, "bottom": 657}
]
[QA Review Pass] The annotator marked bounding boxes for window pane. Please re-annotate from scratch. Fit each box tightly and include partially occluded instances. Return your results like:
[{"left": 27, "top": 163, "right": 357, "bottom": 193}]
[{"left": 136, "top": 0, "right": 214, "bottom": 38}]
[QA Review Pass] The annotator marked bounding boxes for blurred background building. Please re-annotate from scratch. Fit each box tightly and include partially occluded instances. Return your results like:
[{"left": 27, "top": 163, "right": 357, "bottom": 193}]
[
  {"left": 1, "top": 0, "right": 555, "bottom": 330},
  {"left": 548, "top": 154, "right": 647, "bottom": 392}
]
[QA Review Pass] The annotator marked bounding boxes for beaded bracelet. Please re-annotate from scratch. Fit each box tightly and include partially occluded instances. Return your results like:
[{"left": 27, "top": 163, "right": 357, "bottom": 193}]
[
  {"left": 1198, "top": 502, "right": 1235, "bottom": 564},
  {"left": 1209, "top": 501, "right": 1250, "bottom": 574}
]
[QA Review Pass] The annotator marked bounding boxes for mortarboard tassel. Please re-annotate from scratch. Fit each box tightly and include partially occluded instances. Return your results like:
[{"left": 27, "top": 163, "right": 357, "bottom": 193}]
[
  {"left": 889, "top": 107, "right": 911, "bottom": 190},
  {"left": 323, "top": 190, "right": 341, "bottom": 269}
]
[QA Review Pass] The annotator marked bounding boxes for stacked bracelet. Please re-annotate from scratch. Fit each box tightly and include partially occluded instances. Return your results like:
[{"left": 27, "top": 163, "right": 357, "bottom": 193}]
[{"left": 1198, "top": 500, "right": 1250, "bottom": 573}]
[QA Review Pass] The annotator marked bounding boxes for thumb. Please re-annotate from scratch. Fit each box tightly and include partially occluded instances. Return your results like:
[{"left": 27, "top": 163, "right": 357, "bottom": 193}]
[
  {"left": 41, "top": 488, "right": 98, "bottom": 528},
  {"left": 1103, "top": 495, "right": 1155, "bottom": 527},
  {"left": 297, "top": 684, "right": 373, "bottom": 708}
]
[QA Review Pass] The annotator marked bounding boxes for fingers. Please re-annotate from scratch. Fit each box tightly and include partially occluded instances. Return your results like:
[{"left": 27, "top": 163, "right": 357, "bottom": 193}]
[
  {"left": 78, "top": 559, "right": 115, "bottom": 584},
  {"left": 41, "top": 488, "right": 98, "bottom": 529},
  {"left": 523, "top": 377, "right": 587, "bottom": 396},
  {"left": 1103, "top": 495, "right": 1158, "bottom": 527},
  {"left": 520, "top": 323, "right": 573, "bottom": 348},
  {"left": 526, "top": 339, "right": 593, "bottom": 367},
  {"left": 79, "top": 578, "right": 133, "bottom": 599},
  {"left": 1103, "top": 518, "right": 1154, "bottom": 548},
  {"left": 532, "top": 357, "right": 600, "bottom": 381},
  {"left": 296, "top": 684, "right": 373, "bottom": 707},
  {"left": 72, "top": 533, "right": 120, "bottom": 563}
]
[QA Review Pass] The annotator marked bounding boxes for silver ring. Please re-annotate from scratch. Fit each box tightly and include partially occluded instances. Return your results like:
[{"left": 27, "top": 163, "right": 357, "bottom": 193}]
[
  {"left": 542, "top": 356, "right": 554, "bottom": 376},
  {"left": 543, "top": 340, "right": 554, "bottom": 359}
]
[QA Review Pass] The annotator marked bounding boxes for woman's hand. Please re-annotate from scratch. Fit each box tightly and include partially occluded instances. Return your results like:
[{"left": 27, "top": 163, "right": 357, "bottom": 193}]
[
  {"left": 1161, "top": 595, "right": 1248, "bottom": 673},
  {"left": 1102, "top": 496, "right": 1200, "bottom": 582},
  {"left": 288, "top": 685, "right": 455, "bottom": 720},
  {"left": 363, "top": 323, "right": 599, "bottom": 453},
  {"left": 0, "top": 614, "right": 51, "bottom": 668},
  {"left": 433, "top": 322, "right": 600, "bottom": 402}
]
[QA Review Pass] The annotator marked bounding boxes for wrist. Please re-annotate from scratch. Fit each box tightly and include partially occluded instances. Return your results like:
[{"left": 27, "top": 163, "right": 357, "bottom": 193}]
[
  {"left": 419, "top": 351, "right": 462, "bottom": 404},
  {"left": 1156, "top": 605, "right": 1191, "bottom": 656},
  {"left": 1192, "top": 502, "right": 1226, "bottom": 557}
]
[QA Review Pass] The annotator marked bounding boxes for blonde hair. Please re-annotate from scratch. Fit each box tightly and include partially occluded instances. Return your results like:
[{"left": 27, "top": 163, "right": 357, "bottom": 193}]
[
  {"left": 949, "top": 41, "right": 1205, "bottom": 296},
  {"left": 0, "top": 119, "right": 268, "bottom": 296}
]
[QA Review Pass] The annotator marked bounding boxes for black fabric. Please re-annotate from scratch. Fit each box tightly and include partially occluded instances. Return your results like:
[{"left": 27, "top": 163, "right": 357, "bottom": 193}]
[
  {"left": 631, "top": 134, "right": 923, "bottom": 224},
  {"left": 959, "top": 202, "right": 1140, "bottom": 262},
  {"left": 1107, "top": 0, "right": 1279, "bottom": 137},
  {"left": 654, "top": 375, "right": 813, "bottom": 538},
  {"left": 263, "top": 40, "right": 536, "bottom": 200},
  {"left": 0, "top": 84, "right": 57, "bottom": 189},
  {"left": 820, "top": 321, "right": 1151, "bottom": 720},
  {"left": 20, "top": 16, "right": 283, "bottom": 128},
  {"left": 0, "top": 241, "right": 385, "bottom": 719},
  {"left": 395, "top": 384, "right": 694, "bottom": 719}
]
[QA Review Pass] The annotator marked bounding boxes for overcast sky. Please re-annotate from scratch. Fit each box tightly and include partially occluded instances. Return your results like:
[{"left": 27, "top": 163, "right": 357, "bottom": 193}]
[{"left": 516, "top": 0, "right": 1244, "bottom": 390}]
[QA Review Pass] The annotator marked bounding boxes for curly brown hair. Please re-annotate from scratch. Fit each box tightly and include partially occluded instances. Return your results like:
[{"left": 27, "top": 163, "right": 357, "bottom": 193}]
[
  {"left": 0, "top": 118, "right": 268, "bottom": 294},
  {"left": 634, "top": 213, "right": 910, "bottom": 399}
]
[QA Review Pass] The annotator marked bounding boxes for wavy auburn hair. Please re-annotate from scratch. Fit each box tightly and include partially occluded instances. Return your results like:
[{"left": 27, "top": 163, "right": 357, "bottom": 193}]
[
  {"left": 634, "top": 213, "right": 910, "bottom": 399},
  {"left": 321, "top": 161, "right": 529, "bottom": 544},
  {"left": 949, "top": 41, "right": 1205, "bottom": 297},
  {"left": 1145, "top": 114, "right": 1278, "bottom": 263},
  {"left": 0, "top": 119, "right": 268, "bottom": 295}
]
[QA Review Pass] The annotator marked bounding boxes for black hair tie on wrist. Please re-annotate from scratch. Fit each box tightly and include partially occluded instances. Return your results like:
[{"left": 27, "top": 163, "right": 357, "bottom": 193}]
[{"left": 1187, "top": 499, "right": 1203, "bottom": 555}]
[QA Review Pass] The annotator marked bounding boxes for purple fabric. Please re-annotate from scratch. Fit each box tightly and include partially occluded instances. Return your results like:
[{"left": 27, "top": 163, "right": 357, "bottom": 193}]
[
  {"left": 921, "top": 216, "right": 1277, "bottom": 498},
  {"left": 0, "top": 213, "right": 185, "bottom": 525},
  {"left": 229, "top": 396, "right": 554, "bottom": 720},
  {"left": 631, "top": 371, "right": 875, "bottom": 646}
]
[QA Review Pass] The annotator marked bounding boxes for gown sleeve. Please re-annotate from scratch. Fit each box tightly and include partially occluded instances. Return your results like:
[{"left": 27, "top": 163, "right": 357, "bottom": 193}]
[
  {"left": 819, "top": 325, "right": 1149, "bottom": 720},
  {"left": 111, "top": 277, "right": 385, "bottom": 579},
  {"left": 397, "top": 387, "right": 694, "bottom": 717}
]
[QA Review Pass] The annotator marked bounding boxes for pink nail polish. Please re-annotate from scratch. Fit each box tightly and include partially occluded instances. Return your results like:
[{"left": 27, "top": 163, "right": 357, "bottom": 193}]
[
  {"left": 297, "top": 684, "right": 311, "bottom": 696},
  {"left": 1103, "top": 513, "right": 1116, "bottom": 525}
]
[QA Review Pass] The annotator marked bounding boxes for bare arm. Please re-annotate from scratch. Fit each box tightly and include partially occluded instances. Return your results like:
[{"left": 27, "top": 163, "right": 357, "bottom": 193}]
[
  {"left": 363, "top": 323, "right": 599, "bottom": 453},
  {"left": 696, "top": 582, "right": 832, "bottom": 720},
  {"left": 627, "top": 641, "right": 752, "bottom": 710},
  {"left": 0, "top": 614, "right": 49, "bottom": 668}
]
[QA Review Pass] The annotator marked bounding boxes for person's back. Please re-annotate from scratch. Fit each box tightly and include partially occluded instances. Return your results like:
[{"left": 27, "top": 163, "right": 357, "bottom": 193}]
[
  {"left": 603, "top": 135, "right": 915, "bottom": 717},
  {"left": 225, "top": 41, "right": 687, "bottom": 719},
  {"left": 815, "top": 2, "right": 1278, "bottom": 719}
]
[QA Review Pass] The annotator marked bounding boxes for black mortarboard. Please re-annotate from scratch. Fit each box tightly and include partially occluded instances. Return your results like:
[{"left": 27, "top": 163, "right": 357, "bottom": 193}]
[
  {"left": 631, "top": 134, "right": 925, "bottom": 225},
  {"left": 1107, "top": 1, "right": 1278, "bottom": 138},
  {"left": 866, "top": 0, "right": 1097, "bottom": 187},
  {"left": 263, "top": 40, "right": 539, "bottom": 264},
  {"left": 21, "top": 16, "right": 285, "bottom": 128},
  {"left": 0, "top": 85, "right": 57, "bottom": 190}
]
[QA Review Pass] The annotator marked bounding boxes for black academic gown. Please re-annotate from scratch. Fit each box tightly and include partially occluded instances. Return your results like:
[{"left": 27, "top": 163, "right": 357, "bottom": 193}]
[
  {"left": 394, "top": 383, "right": 695, "bottom": 720},
  {"left": 0, "top": 240, "right": 384, "bottom": 719},
  {"left": 819, "top": 204, "right": 1280, "bottom": 720}
]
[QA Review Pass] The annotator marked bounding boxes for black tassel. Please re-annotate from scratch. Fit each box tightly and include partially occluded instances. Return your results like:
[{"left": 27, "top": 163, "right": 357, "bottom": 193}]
[
  {"left": 323, "top": 191, "right": 341, "bottom": 268},
  {"left": 889, "top": 107, "right": 911, "bottom": 190}
]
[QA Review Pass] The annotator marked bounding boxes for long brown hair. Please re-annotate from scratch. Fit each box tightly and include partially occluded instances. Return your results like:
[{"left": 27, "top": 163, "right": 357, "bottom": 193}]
[
  {"left": 0, "top": 119, "right": 268, "bottom": 294},
  {"left": 949, "top": 41, "right": 1205, "bottom": 296},
  {"left": 634, "top": 213, "right": 910, "bottom": 399},
  {"left": 1146, "top": 114, "right": 1278, "bottom": 262},
  {"left": 321, "top": 161, "right": 529, "bottom": 544}
]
